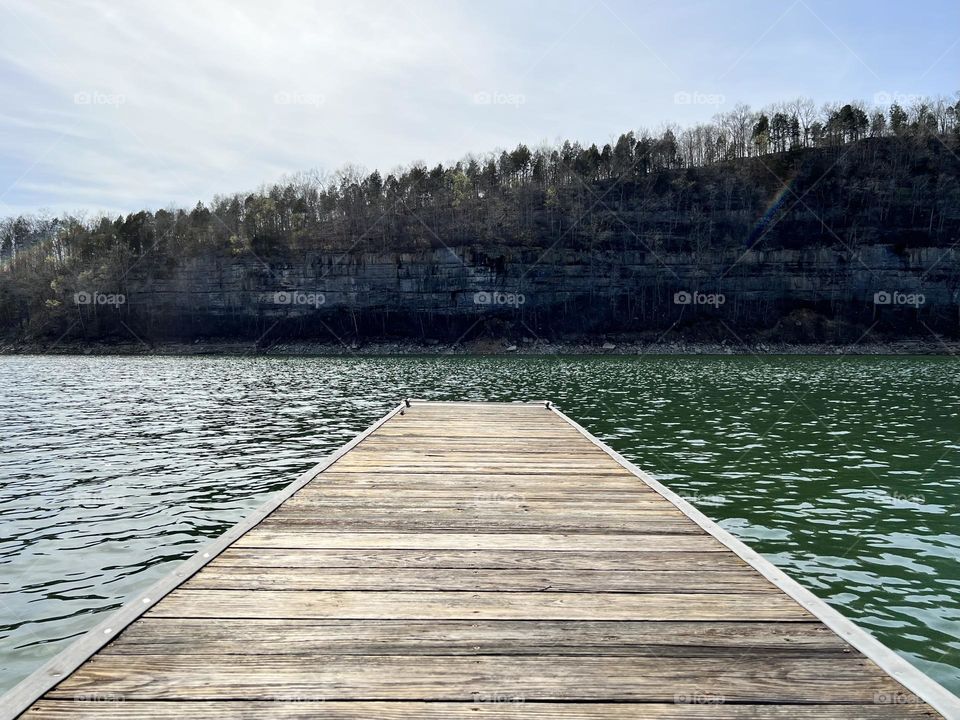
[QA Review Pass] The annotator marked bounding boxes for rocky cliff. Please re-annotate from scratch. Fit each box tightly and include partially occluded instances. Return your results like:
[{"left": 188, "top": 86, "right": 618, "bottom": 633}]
[{"left": 75, "top": 242, "right": 958, "bottom": 344}]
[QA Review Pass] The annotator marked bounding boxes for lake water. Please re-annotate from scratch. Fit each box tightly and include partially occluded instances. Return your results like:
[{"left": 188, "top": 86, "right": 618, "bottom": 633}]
[{"left": 1, "top": 354, "right": 958, "bottom": 695}]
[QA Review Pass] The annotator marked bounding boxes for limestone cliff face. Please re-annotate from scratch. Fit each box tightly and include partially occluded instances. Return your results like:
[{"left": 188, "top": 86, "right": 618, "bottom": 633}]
[{"left": 110, "top": 243, "right": 959, "bottom": 341}]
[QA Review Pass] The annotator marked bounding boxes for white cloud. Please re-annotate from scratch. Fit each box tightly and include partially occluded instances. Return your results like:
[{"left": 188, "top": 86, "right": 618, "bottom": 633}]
[
  {"left": 0, "top": 0, "right": 491, "bottom": 213},
  {"left": 0, "top": 0, "right": 955, "bottom": 216}
]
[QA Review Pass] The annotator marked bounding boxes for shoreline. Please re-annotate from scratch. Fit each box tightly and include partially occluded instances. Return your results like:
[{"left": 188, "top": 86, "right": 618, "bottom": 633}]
[{"left": 2, "top": 337, "right": 957, "bottom": 356}]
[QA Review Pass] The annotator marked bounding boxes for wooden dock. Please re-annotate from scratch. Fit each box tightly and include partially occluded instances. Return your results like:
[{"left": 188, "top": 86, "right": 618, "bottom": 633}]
[{"left": 4, "top": 400, "right": 959, "bottom": 718}]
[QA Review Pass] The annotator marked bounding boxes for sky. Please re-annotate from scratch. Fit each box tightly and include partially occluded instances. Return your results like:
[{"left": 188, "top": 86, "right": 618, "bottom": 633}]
[{"left": 0, "top": 0, "right": 957, "bottom": 217}]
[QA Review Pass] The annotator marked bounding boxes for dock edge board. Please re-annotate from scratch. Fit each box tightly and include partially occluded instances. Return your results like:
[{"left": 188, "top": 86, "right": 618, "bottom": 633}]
[{"left": 1, "top": 398, "right": 958, "bottom": 719}]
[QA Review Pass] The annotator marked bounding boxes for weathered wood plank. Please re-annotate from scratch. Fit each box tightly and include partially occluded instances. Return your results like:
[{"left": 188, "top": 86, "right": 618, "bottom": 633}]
[
  {"left": 104, "top": 619, "right": 842, "bottom": 657},
  {"left": 291, "top": 487, "right": 659, "bottom": 501},
  {"left": 333, "top": 453, "right": 623, "bottom": 463},
  {"left": 147, "top": 589, "right": 813, "bottom": 621},
  {"left": 350, "top": 442, "right": 610, "bottom": 452},
  {"left": 233, "top": 531, "right": 728, "bottom": 551},
  {"left": 182, "top": 567, "right": 778, "bottom": 593},
  {"left": 345, "top": 452, "right": 616, "bottom": 462},
  {"left": 256, "top": 515, "right": 705, "bottom": 535},
  {"left": 279, "top": 497, "right": 673, "bottom": 510},
  {"left": 308, "top": 473, "right": 655, "bottom": 492},
  {"left": 355, "top": 439, "right": 603, "bottom": 448},
  {"left": 212, "top": 548, "right": 749, "bottom": 570},
  {"left": 372, "top": 423, "right": 581, "bottom": 431},
  {"left": 326, "top": 465, "right": 629, "bottom": 475},
  {"left": 47, "top": 655, "right": 905, "bottom": 703},
  {"left": 23, "top": 701, "right": 940, "bottom": 719},
  {"left": 271, "top": 501, "right": 686, "bottom": 515},
  {"left": 372, "top": 430, "right": 586, "bottom": 439}
]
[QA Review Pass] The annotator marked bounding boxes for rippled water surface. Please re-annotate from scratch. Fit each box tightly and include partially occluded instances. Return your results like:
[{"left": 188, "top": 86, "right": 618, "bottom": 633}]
[{"left": 1, "top": 354, "right": 958, "bottom": 694}]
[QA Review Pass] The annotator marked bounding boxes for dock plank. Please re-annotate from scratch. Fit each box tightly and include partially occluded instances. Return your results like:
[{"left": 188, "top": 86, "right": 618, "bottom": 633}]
[
  {"left": 182, "top": 567, "right": 778, "bottom": 593},
  {"left": 24, "top": 702, "right": 941, "bottom": 719},
  {"left": 102, "top": 619, "right": 844, "bottom": 656},
  {"left": 233, "top": 531, "right": 727, "bottom": 551},
  {"left": 148, "top": 589, "right": 813, "bottom": 621},
  {"left": 211, "top": 547, "right": 750, "bottom": 570},
  {"left": 49, "top": 654, "right": 907, "bottom": 703}
]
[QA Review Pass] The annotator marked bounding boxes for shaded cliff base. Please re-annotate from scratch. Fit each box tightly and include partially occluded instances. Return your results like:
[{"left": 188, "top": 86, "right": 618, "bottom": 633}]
[
  {"left": 4, "top": 308, "right": 959, "bottom": 356},
  {"left": 3, "top": 335, "right": 957, "bottom": 356}
]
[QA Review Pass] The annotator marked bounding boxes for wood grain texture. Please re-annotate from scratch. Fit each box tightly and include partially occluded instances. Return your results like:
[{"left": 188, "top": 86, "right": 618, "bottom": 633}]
[
  {"left": 211, "top": 548, "right": 749, "bottom": 570},
  {"left": 104, "top": 619, "right": 845, "bottom": 656},
  {"left": 233, "top": 531, "right": 726, "bottom": 551},
  {"left": 24, "top": 702, "right": 941, "bottom": 719},
  {"left": 16, "top": 400, "right": 945, "bottom": 719},
  {"left": 254, "top": 516, "right": 705, "bottom": 535},
  {"left": 148, "top": 589, "right": 814, "bottom": 621},
  {"left": 48, "top": 654, "right": 906, "bottom": 702},
  {"left": 181, "top": 567, "right": 780, "bottom": 593}
]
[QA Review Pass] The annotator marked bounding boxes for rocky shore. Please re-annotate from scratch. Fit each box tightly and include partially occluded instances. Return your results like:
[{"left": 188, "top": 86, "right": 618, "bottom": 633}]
[{"left": 2, "top": 336, "right": 956, "bottom": 356}]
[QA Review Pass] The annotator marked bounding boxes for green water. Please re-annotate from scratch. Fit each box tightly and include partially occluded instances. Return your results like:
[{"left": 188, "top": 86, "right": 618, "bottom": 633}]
[{"left": 0, "top": 354, "right": 958, "bottom": 694}]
